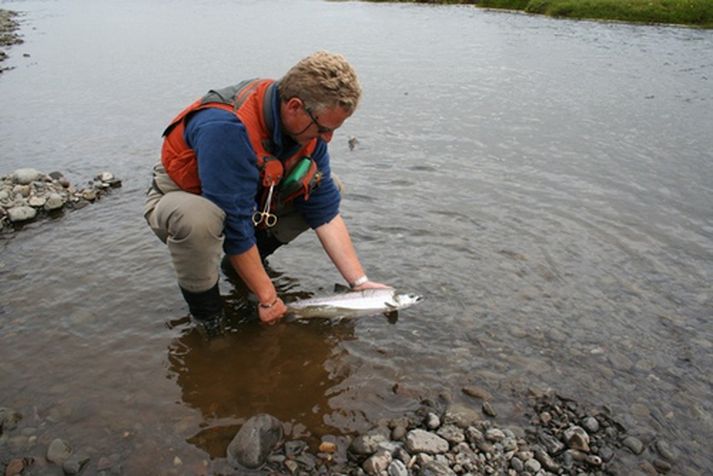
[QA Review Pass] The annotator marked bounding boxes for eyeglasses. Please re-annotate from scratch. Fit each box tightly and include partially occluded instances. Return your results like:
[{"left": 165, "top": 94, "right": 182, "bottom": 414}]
[{"left": 304, "top": 106, "right": 334, "bottom": 134}]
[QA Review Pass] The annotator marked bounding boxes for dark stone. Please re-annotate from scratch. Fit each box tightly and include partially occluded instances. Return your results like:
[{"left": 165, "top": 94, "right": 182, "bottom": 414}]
[
  {"left": 62, "top": 453, "right": 90, "bottom": 475},
  {"left": 598, "top": 445, "right": 615, "bottom": 462},
  {"left": 0, "top": 407, "right": 22, "bottom": 432},
  {"left": 284, "top": 440, "right": 308, "bottom": 458},
  {"left": 227, "top": 414, "right": 283, "bottom": 469}
]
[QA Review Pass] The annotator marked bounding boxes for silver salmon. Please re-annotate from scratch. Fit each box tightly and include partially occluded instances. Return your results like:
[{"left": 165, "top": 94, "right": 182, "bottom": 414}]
[{"left": 286, "top": 288, "right": 422, "bottom": 320}]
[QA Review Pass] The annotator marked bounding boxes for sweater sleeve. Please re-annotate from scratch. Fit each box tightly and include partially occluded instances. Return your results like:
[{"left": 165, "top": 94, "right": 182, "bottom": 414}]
[{"left": 184, "top": 108, "right": 259, "bottom": 255}]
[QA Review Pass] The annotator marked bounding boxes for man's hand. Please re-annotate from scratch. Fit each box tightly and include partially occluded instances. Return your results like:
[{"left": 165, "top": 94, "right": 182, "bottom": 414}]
[
  {"left": 258, "top": 296, "right": 287, "bottom": 325},
  {"left": 353, "top": 280, "right": 392, "bottom": 291}
]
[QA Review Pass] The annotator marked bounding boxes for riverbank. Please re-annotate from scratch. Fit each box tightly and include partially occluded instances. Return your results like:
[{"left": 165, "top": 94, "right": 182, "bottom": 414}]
[
  {"left": 0, "top": 9, "right": 22, "bottom": 72},
  {"left": 361, "top": 0, "right": 713, "bottom": 28},
  {"left": 1, "top": 388, "right": 678, "bottom": 475}
]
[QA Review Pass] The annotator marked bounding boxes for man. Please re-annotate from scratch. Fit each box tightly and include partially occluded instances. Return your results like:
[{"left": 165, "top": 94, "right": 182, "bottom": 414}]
[{"left": 144, "top": 51, "right": 389, "bottom": 335}]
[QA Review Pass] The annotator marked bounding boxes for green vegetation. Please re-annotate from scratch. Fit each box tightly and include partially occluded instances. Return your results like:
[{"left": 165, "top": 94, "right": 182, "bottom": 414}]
[{"left": 362, "top": 0, "right": 713, "bottom": 27}]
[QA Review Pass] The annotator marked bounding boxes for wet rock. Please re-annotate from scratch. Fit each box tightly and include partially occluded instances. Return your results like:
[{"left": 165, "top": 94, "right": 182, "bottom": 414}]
[
  {"left": 284, "top": 440, "right": 307, "bottom": 458},
  {"left": 363, "top": 449, "right": 391, "bottom": 474},
  {"left": 653, "top": 457, "right": 673, "bottom": 473},
  {"left": 62, "top": 453, "right": 90, "bottom": 475},
  {"left": 425, "top": 412, "right": 440, "bottom": 430},
  {"left": 226, "top": 413, "right": 283, "bottom": 469},
  {"left": 537, "top": 429, "right": 564, "bottom": 454},
  {"left": 82, "top": 189, "right": 97, "bottom": 201},
  {"left": 655, "top": 438, "right": 677, "bottom": 461},
  {"left": 44, "top": 192, "right": 64, "bottom": 211},
  {"left": 0, "top": 407, "right": 22, "bottom": 432},
  {"left": 12, "top": 168, "right": 44, "bottom": 185},
  {"left": 319, "top": 441, "right": 337, "bottom": 453},
  {"left": 510, "top": 456, "right": 524, "bottom": 471},
  {"left": 5, "top": 457, "right": 33, "bottom": 476},
  {"left": 435, "top": 424, "right": 464, "bottom": 445},
  {"left": 485, "top": 428, "right": 505, "bottom": 442},
  {"left": 28, "top": 195, "right": 46, "bottom": 207},
  {"left": 46, "top": 438, "right": 72, "bottom": 464},
  {"left": 98, "top": 171, "right": 114, "bottom": 182},
  {"left": 524, "top": 457, "right": 541, "bottom": 472},
  {"left": 482, "top": 401, "right": 496, "bottom": 417},
  {"left": 7, "top": 205, "right": 36, "bottom": 222},
  {"left": 563, "top": 425, "right": 590, "bottom": 452},
  {"left": 534, "top": 447, "right": 560, "bottom": 472},
  {"left": 388, "top": 458, "right": 408, "bottom": 476},
  {"left": 350, "top": 429, "right": 389, "bottom": 455},
  {"left": 442, "top": 404, "right": 481, "bottom": 428},
  {"left": 609, "top": 352, "right": 634, "bottom": 370},
  {"left": 582, "top": 415, "right": 600, "bottom": 433},
  {"left": 1, "top": 169, "right": 121, "bottom": 232},
  {"left": 405, "top": 429, "right": 449, "bottom": 454},
  {"left": 599, "top": 445, "right": 615, "bottom": 462},
  {"left": 391, "top": 425, "right": 407, "bottom": 441},
  {"left": 462, "top": 385, "right": 492, "bottom": 401},
  {"left": 623, "top": 435, "right": 645, "bottom": 454},
  {"left": 419, "top": 460, "right": 456, "bottom": 476}
]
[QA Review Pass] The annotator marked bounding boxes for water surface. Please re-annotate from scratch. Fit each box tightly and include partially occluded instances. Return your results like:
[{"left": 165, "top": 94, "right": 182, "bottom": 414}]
[{"left": 1, "top": 0, "right": 712, "bottom": 472}]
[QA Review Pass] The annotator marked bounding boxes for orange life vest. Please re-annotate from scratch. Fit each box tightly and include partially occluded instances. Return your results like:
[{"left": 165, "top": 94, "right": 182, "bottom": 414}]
[{"left": 161, "top": 79, "right": 320, "bottom": 205}]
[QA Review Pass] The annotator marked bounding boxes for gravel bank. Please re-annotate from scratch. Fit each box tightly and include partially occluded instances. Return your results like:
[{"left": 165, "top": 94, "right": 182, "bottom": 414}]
[
  {"left": 0, "top": 8, "right": 23, "bottom": 72},
  {"left": 2, "top": 388, "right": 684, "bottom": 475},
  {"left": 0, "top": 168, "right": 122, "bottom": 233}
]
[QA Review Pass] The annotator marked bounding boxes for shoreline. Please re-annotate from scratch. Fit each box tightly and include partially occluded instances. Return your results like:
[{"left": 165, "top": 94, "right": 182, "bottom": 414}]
[
  {"left": 0, "top": 8, "right": 23, "bottom": 73},
  {"left": 359, "top": 0, "right": 713, "bottom": 29},
  {"left": 1, "top": 388, "right": 678, "bottom": 475}
]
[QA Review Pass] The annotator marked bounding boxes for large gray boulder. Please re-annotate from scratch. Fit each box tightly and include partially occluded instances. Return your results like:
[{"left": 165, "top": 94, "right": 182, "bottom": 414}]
[
  {"left": 12, "top": 168, "right": 45, "bottom": 185},
  {"left": 226, "top": 414, "right": 283, "bottom": 469}
]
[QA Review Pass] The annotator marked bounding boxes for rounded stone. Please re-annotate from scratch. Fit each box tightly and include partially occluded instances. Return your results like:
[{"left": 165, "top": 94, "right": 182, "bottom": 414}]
[
  {"left": 44, "top": 192, "right": 65, "bottom": 211},
  {"left": 47, "top": 438, "right": 72, "bottom": 464},
  {"left": 7, "top": 206, "right": 36, "bottom": 222},
  {"left": 12, "top": 168, "right": 44, "bottom": 185},
  {"left": 226, "top": 414, "right": 283, "bottom": 469},
  {"left": 622, "top": 436, "right": 645, "bottom": 455},
  {"left": 28, "top": 195, "right": 47, "bottom": 207},
  {"left": 582, "top": 416, "right": 600, "bottom": 433},
  {"left": 405, "top": 429, "right": 449, "bottom": 454},
  {"left": 524, "top": 458, "right": 541, "bottom": 472}
]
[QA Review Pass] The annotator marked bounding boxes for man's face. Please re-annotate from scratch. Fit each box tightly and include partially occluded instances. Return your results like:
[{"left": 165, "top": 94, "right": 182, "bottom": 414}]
[{"left": 282, "top": 97, "right": 352, "bottom": 145}]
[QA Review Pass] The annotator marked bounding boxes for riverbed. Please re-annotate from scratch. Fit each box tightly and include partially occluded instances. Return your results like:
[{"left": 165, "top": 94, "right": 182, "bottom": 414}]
[{"left": 1, "top": 0, "right": 711, "bottom": 473}]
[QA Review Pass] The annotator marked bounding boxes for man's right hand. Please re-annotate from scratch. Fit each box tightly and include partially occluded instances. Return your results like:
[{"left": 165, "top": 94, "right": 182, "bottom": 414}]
[{"left": 258, "top": 296, "right": 287, "bottom": 325}]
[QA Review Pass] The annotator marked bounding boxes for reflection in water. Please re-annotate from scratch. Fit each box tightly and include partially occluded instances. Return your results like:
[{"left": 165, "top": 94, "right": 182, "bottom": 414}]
[{"left": 166, "top": 294, "right": 357, "bottom": 457}]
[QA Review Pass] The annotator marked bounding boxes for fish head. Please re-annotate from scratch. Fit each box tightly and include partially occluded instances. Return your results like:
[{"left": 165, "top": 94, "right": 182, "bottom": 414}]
[{"left": 394, "top": 293, "right": 423, "bottom": 309}]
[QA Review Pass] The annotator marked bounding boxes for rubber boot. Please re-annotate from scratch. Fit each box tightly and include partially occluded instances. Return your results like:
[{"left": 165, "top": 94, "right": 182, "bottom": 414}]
[{"left": 180, "top": 282, "right": 225, "bottom": 338}]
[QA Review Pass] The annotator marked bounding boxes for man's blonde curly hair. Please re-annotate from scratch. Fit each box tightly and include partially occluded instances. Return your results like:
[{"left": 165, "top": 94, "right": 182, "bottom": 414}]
[{"left": 279, "top": 51, "right": 361, "bottom": 114}]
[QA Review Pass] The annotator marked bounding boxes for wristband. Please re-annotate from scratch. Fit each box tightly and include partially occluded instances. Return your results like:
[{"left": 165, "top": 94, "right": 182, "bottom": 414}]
[
  {"left": 259, "top": 298, "right": 278, "bottom": 309},
  {"left": 350, "top": 275, "right": 369, "bottom": 288}
]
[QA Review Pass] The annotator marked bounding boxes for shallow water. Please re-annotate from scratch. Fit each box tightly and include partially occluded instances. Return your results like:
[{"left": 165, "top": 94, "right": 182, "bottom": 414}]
[{"left": 1, "top": 0, "right": 712, "bottom": 473}]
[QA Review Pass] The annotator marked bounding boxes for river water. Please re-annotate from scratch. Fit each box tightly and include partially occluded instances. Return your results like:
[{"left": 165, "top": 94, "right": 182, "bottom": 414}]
[{"left": 1, "top": 0, "right": 712, "bottom": 473}]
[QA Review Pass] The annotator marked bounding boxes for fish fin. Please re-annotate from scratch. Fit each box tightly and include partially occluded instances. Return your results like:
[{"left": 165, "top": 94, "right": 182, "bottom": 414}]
[
  {"left": 333, "top": 283, "right": 351, "bottom": 293},
  {"left": 384, "top": 310, "right": 399, "bottom": 324},
  {"left": 384, "top": 302, "right": 398, "bottom": 310}
]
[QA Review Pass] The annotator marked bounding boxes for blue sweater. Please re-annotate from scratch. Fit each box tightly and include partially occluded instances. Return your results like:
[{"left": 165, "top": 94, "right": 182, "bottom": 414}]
[{"left": 183, "top": 94, "right": 340, "bottom": 255}]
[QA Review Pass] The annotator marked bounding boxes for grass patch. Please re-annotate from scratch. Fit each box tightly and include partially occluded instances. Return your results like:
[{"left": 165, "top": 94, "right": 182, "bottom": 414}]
[
  {"left": 478, "top": 0, "right": 713, "bottom": 27},
  {"left": 359, "top": 0, "right": 713, "bottom": 27}
]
